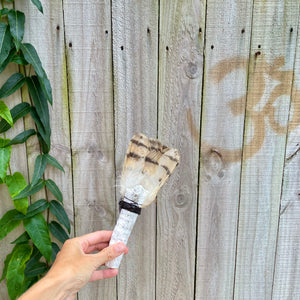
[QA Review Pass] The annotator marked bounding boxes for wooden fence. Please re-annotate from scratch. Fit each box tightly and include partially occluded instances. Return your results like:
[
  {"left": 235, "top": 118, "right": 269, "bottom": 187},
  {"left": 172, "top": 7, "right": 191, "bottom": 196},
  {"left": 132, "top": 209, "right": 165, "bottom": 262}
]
[{"left": 1, "top": 0, "right": 300, "bottom": 299}]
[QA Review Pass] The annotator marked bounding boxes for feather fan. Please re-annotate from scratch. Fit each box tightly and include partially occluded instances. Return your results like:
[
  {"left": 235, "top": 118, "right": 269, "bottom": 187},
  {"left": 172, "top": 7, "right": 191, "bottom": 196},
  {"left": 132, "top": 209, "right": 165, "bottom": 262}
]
[{"left": 106, "top": 133, "right": 180, "bottom": 269}]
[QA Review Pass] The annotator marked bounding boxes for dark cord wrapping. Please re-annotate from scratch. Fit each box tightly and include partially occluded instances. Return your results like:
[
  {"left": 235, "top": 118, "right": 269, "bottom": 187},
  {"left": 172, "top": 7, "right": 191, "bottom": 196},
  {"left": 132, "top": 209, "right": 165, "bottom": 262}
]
[{"left": 119, "top": 199, "right": 141, "bottom": 215}]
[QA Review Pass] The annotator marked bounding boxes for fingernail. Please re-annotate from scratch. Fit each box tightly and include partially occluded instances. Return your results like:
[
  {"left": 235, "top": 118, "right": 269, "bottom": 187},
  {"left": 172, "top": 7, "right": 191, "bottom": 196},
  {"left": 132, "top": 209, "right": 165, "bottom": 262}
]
[{"left": 114, "top": 243, "right": 126, "bottom": 254}]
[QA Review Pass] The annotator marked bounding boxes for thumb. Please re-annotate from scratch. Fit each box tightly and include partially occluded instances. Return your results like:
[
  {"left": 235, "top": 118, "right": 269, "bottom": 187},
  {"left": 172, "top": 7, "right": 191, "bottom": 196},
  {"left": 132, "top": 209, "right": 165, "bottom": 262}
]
[{"left": 94, "top": 242, "right": 128, "bottom": 266}]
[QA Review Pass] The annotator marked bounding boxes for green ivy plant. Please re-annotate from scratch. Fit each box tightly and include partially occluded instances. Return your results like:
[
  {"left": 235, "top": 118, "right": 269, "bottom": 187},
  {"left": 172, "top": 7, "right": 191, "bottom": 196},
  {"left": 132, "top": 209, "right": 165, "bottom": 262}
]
[{"left": 0, "top": 1, "right": 70, "bottom": 299}]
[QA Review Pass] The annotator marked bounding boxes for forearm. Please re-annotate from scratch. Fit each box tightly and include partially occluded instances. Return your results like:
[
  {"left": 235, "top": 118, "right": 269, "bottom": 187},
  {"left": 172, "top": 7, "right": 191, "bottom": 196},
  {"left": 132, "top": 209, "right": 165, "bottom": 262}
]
[{"left": 18, "top": 272, "right": 72, "bottom": 300}]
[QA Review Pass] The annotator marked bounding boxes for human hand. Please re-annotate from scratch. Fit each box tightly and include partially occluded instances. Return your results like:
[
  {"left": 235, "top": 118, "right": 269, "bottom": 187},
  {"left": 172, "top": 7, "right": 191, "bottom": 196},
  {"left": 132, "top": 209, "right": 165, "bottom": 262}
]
[{"left": 19, "top": 231, "right": 128, "bottom": 300}]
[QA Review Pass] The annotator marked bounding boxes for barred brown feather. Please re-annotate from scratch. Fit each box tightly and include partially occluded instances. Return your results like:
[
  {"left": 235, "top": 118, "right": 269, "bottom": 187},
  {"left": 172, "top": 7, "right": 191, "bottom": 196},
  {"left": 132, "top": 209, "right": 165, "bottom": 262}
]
[{"left": 120, "top": 133, "right": 180, "bottom": 207}]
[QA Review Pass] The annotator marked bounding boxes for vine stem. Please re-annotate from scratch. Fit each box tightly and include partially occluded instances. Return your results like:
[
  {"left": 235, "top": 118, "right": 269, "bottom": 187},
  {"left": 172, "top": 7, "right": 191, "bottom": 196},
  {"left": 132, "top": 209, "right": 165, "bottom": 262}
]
[
  {"left": 1, "top": 0, "right": 4, "bottom": 9},
  {"left": 19, "top": 65, "right": 51, "bottom": 230},
  {"left": 28, "top": 64, "right": 32, "bottom": 77},
  {"left": 3, "top": 132, "right": 12, "bottom": 175},
  {"left": 8, "top": 162, "right": 12, "bottom": 175}
]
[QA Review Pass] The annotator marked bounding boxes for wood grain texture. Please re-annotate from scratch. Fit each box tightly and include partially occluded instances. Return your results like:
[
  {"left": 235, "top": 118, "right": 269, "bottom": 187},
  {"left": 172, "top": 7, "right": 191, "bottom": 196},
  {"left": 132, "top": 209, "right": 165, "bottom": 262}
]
[
  {"left": 195, "top": 1, "right": 253, "bottom": 299},
  {"left": 62, "top": 0, "right": 116, "bottom": 299},
  {"left": 112, "top": 1, "right": 158, "bottom": 299},
  {"left": 234, "top": 1, "right": 300, "bottom": 299},
  {"left": 272, "top": 15, "right": 300, "bottom": 299},
  {"left": 157, "top": 1, "right": 204, "bottom": 299}
]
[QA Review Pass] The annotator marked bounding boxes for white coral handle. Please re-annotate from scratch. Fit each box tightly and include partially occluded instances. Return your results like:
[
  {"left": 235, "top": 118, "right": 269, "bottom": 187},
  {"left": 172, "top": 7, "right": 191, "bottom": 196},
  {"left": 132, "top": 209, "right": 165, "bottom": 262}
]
[
  {"left": 105, "top": 208, "right": 138, "bottom": 268},
  {"left": 105, "top": 185, "right": 147, "bottom": 269}
]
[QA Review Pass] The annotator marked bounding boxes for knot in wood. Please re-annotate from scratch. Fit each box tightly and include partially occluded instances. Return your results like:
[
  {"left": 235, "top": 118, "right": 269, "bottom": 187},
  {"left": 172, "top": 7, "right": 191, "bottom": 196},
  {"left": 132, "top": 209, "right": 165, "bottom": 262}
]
[
  {"left": 175, "top": 193, "right": 187, "bottom": 208},
  {"left": 96, "top": 150, "right": 105, "bottom": 162},
  {"left": 174, "top": 185, "right": 191, "bottom": 209},
  {"left": 87, "top": 146, "right": 106, "bottom": 162},
  {"left": 88, "top": 201, "right": 106, "bottom": 217},
  {"left": 185, "top": 62, "right": 200, "bottom": 79},
  {"left": 203, "top": 149, "right": 225, "bottom": 179}
]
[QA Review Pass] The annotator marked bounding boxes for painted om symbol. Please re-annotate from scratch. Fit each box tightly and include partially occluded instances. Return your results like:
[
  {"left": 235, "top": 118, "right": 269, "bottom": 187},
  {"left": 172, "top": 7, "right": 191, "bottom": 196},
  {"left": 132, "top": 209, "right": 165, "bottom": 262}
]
[{"left": 188, "top": 54, "right": 300, "bottom": 162}]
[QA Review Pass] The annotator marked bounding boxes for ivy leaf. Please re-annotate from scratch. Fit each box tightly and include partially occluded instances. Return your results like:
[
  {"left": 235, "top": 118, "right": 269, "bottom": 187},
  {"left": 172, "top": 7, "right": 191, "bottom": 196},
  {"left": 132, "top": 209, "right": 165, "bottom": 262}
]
[
  {"left": 12, "top": 53, "right": 28, "bottom": 65},
  {"left": 49, "top": 200, "right": 70, "bottom": 233},
  {"left": 0, "top": 137, "right": 11, "bottom": 180},
  {"left": 25, "top": 261, "right": 48, "bottom": 278},
  {"left": 31, "top": 0, "right": 43, "bottom": 14},
  {"left": 46, "top": 179, "right": 63, "bottom": 203},
  {"left": 48, "top": 221, "right": 69, "bottom": 243},
  {"left": 31, "top": 0, "right": 44, "bottom": 14},
  {"left": 38, "top": 132, "right": 50, "bottom": 154},
  {"left": 25, "top": 246, "right": 42, "bottom": 272},
  {"left": 0, "top": 102, "right": 31, "bottom": 134},
  {"left": 20, "top": 43, "right": 52, "bottom": 104},
  {"left": 27, "top": 76, "right": 50, "bottom": 132},
  {"left": 44, "top": 154, "right": 64, "bottom": 172},
  {"left": 0, "top": 100, "right": 13, "bottom": 127},
  {"left": 6, "top": 172, "right": 28, "bottom": 214},
  {"left": 0, "top": 23, "right": 13, "bottom": 67},
  {"left": 15, "top": 198, "right": 49, "bottom": 220},
  {"left": 7, "top": 9, "right": 25, "bottom": 51},
  {"left": 0, "top": 209, "right": 22, "bottom": 241},
  {"left": 11, "top": 102, "right": 31, "bottom": 120},
  {"left": 5, "top": 172, "right": 27, "bottom": 198},
  {"left": 20, "top": 247, "right": 40, "bottom": 291},
  {"left": 30, "top": 107, "right": 50, "bottom": 153},
  {"left": 13, "top": 179, "right": 45, "bottom": 200},
  {"left": 31, "top": 154, "right": 47, "bottom": 187},
  {"left": 5, "top": 129, "right": 36, "bottom": 146},
  {"left": 0, "top": 8, "right": 9, "bottom": 16},
  {"left": 11, "top": 231, "right": 30, "bottom": 244},
  {"left": 0, "top": 73, "right": 25, "bottom": 99},
  {"left": 51, "top": 242, "right": 60, "bottom": 262},
  {"left": 30, "top": 107, "right": 45, "bottom": 133},
  {"left": 0, "top": 47, "right": 15, "bottom": 74},
  {"left": 20, "top": 276, "right": 39, "bottom": 296},
  {"left": 24, "top": 213, "right": 52, "bottom": 262},
  {"left": 0, "top": 249, "right": 14, "bottom": 282},
  {"left": 26, "top": 199, "right": 48, "bottom": 214},
  {"left": 7, "top": 244, "right": 32, "bottom": 300}
]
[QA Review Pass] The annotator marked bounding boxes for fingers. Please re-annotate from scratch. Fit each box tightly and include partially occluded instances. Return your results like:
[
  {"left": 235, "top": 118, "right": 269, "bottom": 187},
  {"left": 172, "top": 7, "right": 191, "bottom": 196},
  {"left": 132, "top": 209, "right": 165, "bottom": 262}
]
[
  {"left": 93, "top": 242, "right": 128, "bottom": 267},
  {"left": 89, "top": 269, "right": 118, "bottom": 282},
  {"left": 78, "top": 231, "right": 113, "bottom": 252},
  {"left": 85, "top": 242, "right": 109, "bottom": 254}
]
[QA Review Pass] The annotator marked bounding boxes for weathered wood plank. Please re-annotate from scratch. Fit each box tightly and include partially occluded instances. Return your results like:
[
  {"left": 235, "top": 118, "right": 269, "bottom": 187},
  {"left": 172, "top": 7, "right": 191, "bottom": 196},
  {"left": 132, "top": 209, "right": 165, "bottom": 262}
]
[
  {"left": 272, "top": 16, "right": 300, "bottom": 299},
  {"left": 195, "top": 1, "right": 253, "bottom": 299},
  {"left": 111, "top": 1, "right": 158, "bottom": 299},
  {"left": 157, "top": 1, "right": 204, "bottom": 299},
  {"left": 234, "top": 1, "right": 300, "bottom": 299},
  {"left": 62, "top": 1, "right": 116, "bottom": 299}
]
